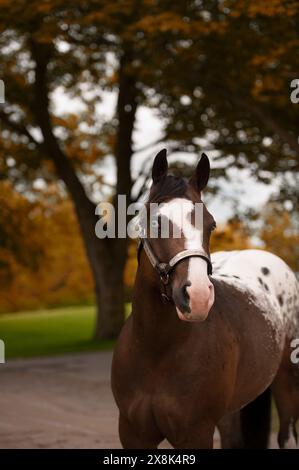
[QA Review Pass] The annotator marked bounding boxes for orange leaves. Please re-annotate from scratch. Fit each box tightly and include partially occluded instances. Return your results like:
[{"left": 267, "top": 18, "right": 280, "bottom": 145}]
[
  {"left": 36, "top": 2, "right": 54, "bottom": 14},
  {"left": 246, "top": 0, "right": 299, "bottom": 18},
  {"left": 133, "top": 11, "right": 226, "bottom": 37},
  {"left": 83, "top": 11, "right": 106, "bottom": 26},
  {"left": 226, "top": 0, "right": 299, "bottom": 18},
  {"left": 259, "top": 204, "right": 299, "bottom": 272},
  {"left": 0, "top": 181, "right": 46, "bottom": 286},
  {"left": 251, "top": 41, "right": 298, "bottom": 68},
  {"left": 51, "top": 112, "right": 105, "bottom": 167},
  {"left": 135, "top": 12, "right": 191, "bottom": 34},
  {"left": 251, "top": 74, "right": 285, "bottom": 102},
  {"left": 211, "top": 218, "right": 251, "bottom": 252},
  {"left": 0, "top": 184, "right": 94, "bottom": 313}
]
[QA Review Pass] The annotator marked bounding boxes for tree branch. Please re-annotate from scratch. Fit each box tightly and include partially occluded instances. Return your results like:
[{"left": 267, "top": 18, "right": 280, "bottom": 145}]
[
  {"left": 0, "top": 110, "right": 40, "bottom": 148},
  {"left": 228, "top": 94, "right": 299, "bottom": 158},
  {"left": 114, "top": 49, "right": 138, "bottom": 204},
  {"left": 30, "top": 39, "right": 96, "bottom": 214}
]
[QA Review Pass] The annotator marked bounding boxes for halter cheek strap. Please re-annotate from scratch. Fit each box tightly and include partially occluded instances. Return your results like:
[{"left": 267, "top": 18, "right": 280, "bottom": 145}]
[{"left": 137, "top": 238, "right": 213, "bottom": 303}]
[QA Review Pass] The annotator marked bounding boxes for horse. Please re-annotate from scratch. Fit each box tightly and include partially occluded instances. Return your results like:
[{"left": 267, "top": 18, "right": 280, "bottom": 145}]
[{"left": 111, "top": 149, "right": 299, "bottom": 449}]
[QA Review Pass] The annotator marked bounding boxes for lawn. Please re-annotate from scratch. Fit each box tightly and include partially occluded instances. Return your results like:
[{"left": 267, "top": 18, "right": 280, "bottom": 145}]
[{"left": 0, "top": 305, "right": 117, "bottom": 359}]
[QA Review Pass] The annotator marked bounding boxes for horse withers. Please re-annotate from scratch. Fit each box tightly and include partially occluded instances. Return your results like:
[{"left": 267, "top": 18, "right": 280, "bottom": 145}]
[{"left": 111, "top": 149, "right": 299, "bottom": 449}]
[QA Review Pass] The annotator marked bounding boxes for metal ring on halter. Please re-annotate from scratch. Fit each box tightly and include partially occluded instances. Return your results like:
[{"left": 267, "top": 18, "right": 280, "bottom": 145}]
[{"left": 160, "top": 272, "right": 169, "bottom": 285}]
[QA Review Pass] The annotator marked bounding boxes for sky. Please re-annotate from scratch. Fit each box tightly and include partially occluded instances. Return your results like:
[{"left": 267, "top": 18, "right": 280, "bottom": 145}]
[{"left": 52, "top": 87, "right": 276, "bottom": 223}]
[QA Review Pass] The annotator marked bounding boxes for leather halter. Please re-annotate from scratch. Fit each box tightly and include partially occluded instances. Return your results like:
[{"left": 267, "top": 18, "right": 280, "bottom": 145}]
[{"left": 137, "top": 237, "right": 213, "bottom": 303}]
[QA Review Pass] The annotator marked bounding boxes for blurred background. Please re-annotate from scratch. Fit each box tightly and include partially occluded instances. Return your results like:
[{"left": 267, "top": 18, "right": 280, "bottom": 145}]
[{"left": 0, "top": 0, "right": 298, "bottom": 359}]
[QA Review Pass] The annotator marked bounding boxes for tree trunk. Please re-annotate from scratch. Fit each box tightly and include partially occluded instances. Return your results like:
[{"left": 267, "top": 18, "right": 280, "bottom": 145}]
[
  {"left": 30, "top": 41, "right": 137, "bottom": 339},
  {"left": 92, "top": 49, "right": 137, "bottom": 339},
  {"left": 93, "top": 239, "right": 128, "bottom": 339}
]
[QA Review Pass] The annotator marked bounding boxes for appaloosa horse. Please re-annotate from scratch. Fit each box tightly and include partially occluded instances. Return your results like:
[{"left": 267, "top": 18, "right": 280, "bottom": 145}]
[{"left": 111, "top": 149, "right": 299, "bottom": 449}]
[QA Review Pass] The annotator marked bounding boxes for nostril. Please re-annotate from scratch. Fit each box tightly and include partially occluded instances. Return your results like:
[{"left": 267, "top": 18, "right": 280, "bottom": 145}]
[
  {"left": 172, "top": 282, "right": 191, "bottom": 314},
  {"left": 182, "top": 281, "right": 191, "bottom": 299}
]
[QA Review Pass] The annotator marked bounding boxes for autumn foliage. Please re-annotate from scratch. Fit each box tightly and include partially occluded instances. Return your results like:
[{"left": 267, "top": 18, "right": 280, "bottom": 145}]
[
  {"left": 0, "top": 179, "right": 297, "bottom": 314},
  {"left": 0, "top": 183, "right": 93, "bottom": 313},
  {"left": 0, "top": 0, "right": 298, "bottom": 329}
]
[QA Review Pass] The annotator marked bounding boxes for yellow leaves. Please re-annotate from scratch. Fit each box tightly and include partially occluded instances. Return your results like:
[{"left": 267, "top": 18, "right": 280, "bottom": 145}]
[
  {"left": 210, "top": 210, "right": 299, "bottom": 273},
  {"left": 0, "top": 184, "right": 94, "bottom": 313},
  {"left": 0, "top": 180, "right": 46, "bottom": 285},
  {"left": 211, "top": 219, "right": 251, "bottom": 252},
  {"left": 259, "top": 205, "right": 299, "bottom": 272}
]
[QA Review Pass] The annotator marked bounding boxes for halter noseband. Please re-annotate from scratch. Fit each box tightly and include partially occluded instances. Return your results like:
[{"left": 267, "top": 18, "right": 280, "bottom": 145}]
[{"left": 137, "top": 238, "right": 213, "bottom": 303}]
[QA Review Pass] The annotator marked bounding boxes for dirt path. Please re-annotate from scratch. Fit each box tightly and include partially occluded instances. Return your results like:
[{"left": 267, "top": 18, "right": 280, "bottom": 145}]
[
  {"left": 0, "top": 351, "right": 281, "bottom": 449},
  {"left": 0, "top": 352, "right": 120, "bottom": 448}
]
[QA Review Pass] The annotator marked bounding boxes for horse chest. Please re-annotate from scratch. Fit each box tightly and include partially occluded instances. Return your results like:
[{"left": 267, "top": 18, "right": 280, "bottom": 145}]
[
  {"left": 124, "top": 353, "right": 224, "bottom": 440},
  {"left": 126, "top": 390, "right": 155, "bottom": 431},
  {"left": 126, "top": 375, "right": 192, "bottom": 441}
]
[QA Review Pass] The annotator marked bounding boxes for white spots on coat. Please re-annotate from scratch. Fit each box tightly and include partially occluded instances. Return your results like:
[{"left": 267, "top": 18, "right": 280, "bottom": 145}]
[{"left": 211, "top": 250, "right": 299, "bottom": 344}]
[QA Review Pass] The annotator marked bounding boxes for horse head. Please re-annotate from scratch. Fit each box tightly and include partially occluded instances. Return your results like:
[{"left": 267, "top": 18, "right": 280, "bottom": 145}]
[{"left": 140, "top": 149, "right": 216, "bottom": 322}]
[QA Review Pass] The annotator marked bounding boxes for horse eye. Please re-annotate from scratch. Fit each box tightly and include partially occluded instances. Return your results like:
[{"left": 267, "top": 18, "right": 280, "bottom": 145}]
[{"left": 210, "top": 222, "right": 217, "bottom": 232}]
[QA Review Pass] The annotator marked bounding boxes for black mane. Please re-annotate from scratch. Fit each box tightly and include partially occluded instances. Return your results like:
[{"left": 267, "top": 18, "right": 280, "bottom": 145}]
[{"left": 148, "top": 174, "right": 188, "bottom": 203}]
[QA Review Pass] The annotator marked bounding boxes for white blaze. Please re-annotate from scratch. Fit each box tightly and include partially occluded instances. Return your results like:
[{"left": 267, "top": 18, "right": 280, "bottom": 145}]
[
  {"left": 159, "top": 198, "right": 214, "bottom": 320},
  {"left": 158, "top": 198, "right": 203, "bottom": 248}
]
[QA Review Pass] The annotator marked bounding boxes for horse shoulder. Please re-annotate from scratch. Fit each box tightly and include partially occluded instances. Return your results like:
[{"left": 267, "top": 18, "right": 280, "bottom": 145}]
[{"left": 212, "top": 249, "right": 298, "bottom": 337}]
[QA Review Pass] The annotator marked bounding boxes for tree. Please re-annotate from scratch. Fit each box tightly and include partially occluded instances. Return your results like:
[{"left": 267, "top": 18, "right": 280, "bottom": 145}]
[
  {"left": 139, "top": 0, "right": 299, "bottom": 202},
  {"left": 0, "top": 0, "right": 230, "bottom": 338},
  {"left": 1, "top": 1, "right": 298, "bottom": 338},
  {"left": 0, "top": 0, "right": 142, "bottom": 338}
]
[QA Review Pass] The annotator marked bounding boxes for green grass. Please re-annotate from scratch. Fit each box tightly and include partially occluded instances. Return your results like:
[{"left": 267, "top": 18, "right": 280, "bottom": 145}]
[{"left": 0, "top": 305, "right": 116, "bottom": 359}]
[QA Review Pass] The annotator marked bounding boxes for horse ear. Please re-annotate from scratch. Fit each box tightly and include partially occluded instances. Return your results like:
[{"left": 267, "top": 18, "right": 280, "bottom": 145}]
[
  {"left": 189, "top": 153, "right": 210, "bottom": 192},
  {"left": 152, "top": 148, "right": 168, "bottom": 183}
]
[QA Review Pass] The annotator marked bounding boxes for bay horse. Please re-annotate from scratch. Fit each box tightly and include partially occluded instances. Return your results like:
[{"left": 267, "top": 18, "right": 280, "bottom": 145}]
[{"left": 111, "top": 149, "right": 299, "bottom": 449}]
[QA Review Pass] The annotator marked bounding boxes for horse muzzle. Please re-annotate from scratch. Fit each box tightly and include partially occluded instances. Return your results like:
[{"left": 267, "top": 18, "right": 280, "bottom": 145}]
[{"left": 172, "top": 280, "right": 215, "bottom": 322}]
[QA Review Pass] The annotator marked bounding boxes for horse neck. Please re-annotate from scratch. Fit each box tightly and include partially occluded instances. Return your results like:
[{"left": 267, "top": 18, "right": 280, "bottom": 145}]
[{"left": 131, "top": 264, "right": 192, "bottom": 347}]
